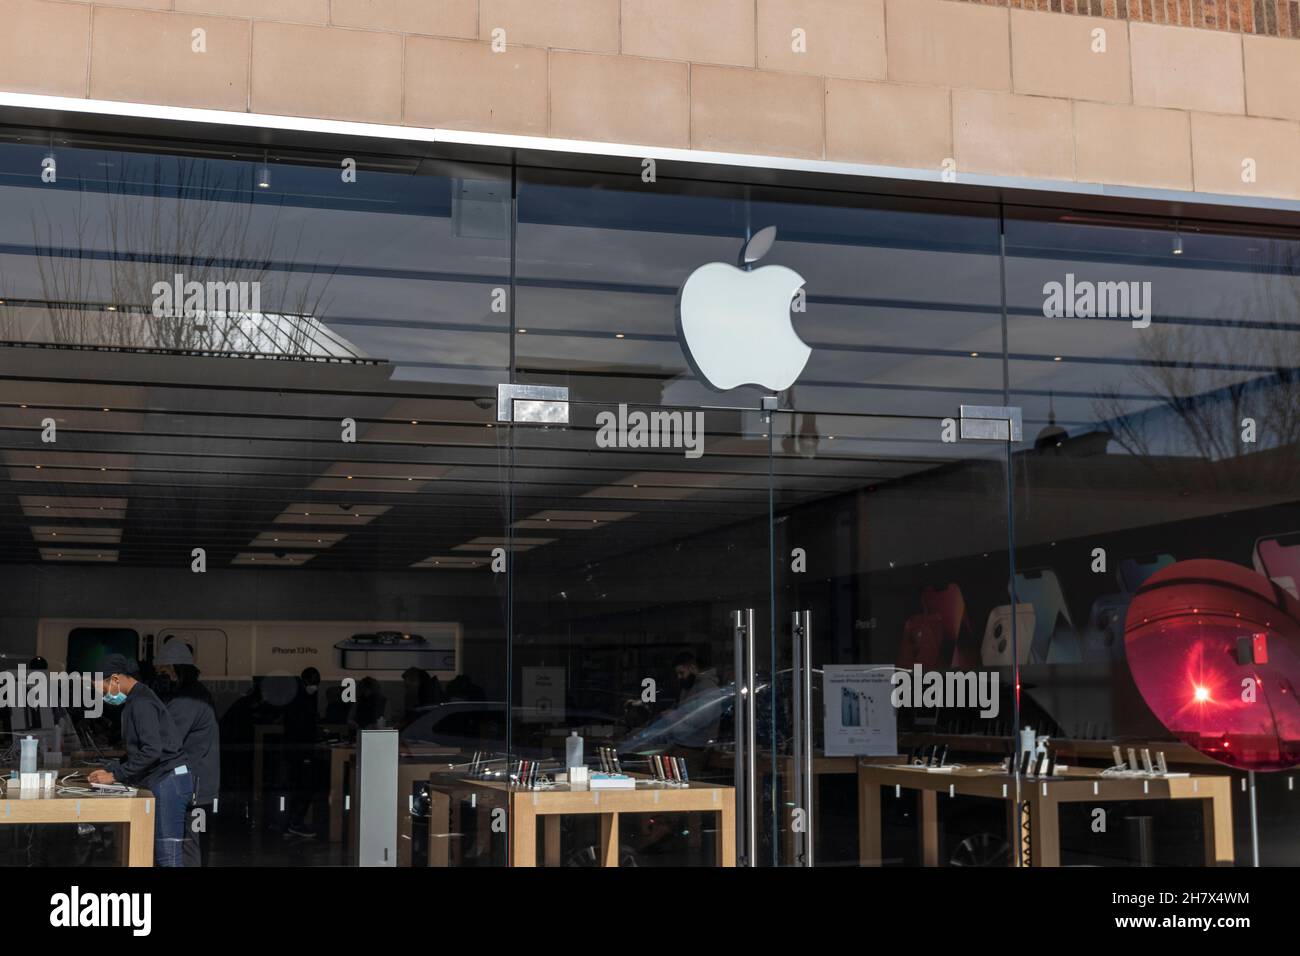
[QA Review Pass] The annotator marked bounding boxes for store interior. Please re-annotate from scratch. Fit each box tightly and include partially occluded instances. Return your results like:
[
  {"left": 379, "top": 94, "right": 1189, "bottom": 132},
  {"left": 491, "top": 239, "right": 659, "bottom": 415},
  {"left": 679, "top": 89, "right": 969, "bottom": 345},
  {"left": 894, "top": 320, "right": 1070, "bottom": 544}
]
[{"left": 1, "top": 130, "right": 1298, "bottom": 866}]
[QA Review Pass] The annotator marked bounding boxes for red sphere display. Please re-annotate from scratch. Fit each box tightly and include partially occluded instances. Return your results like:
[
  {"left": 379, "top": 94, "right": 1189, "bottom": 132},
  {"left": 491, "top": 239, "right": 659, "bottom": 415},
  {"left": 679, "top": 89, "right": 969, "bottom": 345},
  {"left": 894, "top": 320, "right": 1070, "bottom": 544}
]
[{"left": 1124, "top": 558, "right": 1300, "bottom": 771}]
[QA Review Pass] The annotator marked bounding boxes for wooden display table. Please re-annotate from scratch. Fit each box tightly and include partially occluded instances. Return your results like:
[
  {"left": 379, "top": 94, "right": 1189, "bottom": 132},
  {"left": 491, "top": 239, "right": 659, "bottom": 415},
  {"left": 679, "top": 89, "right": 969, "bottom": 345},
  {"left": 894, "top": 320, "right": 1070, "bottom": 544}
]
[
  {"left": 429, "top": 774, "right": 736, "bottom": 867},
  {"left": 855, "top": 761, "right": 1234, "bottom": 868},
  {"left": 0, "top": 787, "right": 155, "bottom": 866}
]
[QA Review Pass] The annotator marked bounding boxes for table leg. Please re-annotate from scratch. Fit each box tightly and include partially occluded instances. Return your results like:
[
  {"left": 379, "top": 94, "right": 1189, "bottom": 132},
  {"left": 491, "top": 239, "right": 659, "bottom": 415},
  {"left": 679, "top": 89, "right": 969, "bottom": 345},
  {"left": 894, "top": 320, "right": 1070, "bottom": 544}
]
[
  {"left": 253, "top": 734, "right": 264, "bottom": 833},
  {"left": 475, "top": 793, "right": 497, "bottom": 859},
  {"left": 428, "top": 790, "right": 450, "bottom": 867},
  {"left": 859, "top": 774, "right": 882, "bottom": 867},
  {"left": 449, "top": 790, "right": 464, "bottom": 866},
  {"left": 1203, "top": 779, "right": 1235, "bottom": 866},
  {"left": 599, "top": 813, "right": 620, "bottom": 867},
  {"left": 510, "top": 798, "right": 536, "bottom": 867},
  {"left": 544, "top": 815, "right": 561, "bottom": 867},
  {"left": 329, "top": 749, "right": 346, "bottom": 843},
  {"left": 1006, "top": 797, "right": 1026, "bottom": 868},
  {"left": 718, "top": 795, "right": 736, "bottom": 867},
  {"left": 919, "top": 790, "right": 939, "bottom": 867},
  {"left": 346, "top": 759, "right": 358, "bottom": 853},
  {"left": 127, "top": 799, "right": 154, "bottom": 867},
  {"left": 1029, "top": 788, "right": 1060, "bottom": 867}
]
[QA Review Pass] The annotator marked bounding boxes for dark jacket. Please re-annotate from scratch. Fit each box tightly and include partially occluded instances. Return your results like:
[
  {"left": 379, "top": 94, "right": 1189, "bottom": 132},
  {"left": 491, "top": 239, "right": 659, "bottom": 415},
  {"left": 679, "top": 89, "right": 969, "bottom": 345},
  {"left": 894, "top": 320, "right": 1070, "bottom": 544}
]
[
  {"left": 106, "top": 683, "right": 187, "bottom": 788},
  {"left": 165, "top": 694, "right": 221, "bottom": 805}
]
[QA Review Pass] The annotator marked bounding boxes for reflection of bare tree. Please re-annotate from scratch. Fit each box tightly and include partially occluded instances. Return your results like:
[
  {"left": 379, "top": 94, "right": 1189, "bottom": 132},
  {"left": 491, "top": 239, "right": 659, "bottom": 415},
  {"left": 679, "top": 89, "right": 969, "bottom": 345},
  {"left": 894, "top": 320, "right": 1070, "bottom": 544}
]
[
  {"left": 1, "top": 155, "right": 341, "bottom": 355},
  {"left": 1092, "top": 243, "right": 1300, "bottom": 493}
]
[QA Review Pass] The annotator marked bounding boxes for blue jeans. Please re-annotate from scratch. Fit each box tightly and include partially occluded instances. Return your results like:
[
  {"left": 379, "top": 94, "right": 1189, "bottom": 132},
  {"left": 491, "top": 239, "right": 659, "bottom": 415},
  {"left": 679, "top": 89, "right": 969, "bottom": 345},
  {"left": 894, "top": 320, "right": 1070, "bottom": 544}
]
[{"left": 152, "top": 769, "right": 194, "bottom": 868}]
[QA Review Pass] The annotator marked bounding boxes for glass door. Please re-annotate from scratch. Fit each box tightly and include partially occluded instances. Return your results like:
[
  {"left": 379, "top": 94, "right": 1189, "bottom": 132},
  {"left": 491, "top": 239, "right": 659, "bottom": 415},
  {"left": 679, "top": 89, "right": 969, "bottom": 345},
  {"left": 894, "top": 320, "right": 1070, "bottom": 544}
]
[
  {"left": 769, "top": 408, "right": 1016, "bottom": 867},
  {"left": 505, "top": 394, "right": 774, "bottom": 866}
]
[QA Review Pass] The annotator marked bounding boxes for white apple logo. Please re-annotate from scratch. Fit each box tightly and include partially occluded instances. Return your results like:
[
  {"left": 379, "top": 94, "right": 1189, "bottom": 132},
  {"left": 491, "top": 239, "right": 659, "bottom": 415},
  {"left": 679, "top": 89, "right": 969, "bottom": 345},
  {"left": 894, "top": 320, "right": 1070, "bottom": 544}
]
[{"left": 677, "top": 226, "right": 810, "bottom": 392}]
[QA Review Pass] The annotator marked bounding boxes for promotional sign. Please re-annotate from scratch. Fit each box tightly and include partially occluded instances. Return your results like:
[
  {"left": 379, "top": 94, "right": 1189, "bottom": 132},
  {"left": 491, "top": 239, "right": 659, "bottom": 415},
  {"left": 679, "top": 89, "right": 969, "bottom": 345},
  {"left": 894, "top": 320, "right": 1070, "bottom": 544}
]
[
  {"left": 521, "top": 666, "right": 566, "bottom": 723},
  {"left": 823, "top": 664, "right": 896, "bottom": 756}
]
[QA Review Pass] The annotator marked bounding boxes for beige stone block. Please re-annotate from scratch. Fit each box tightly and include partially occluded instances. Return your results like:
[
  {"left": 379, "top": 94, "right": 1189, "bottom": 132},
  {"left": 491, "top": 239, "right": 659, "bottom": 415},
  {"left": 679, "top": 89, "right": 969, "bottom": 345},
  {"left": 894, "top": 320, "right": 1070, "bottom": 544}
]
[
  {"left": 549, "top": 53, "right": 690, "bottom": 147},
  {"left": 405, "top": 37, "right": 546, "bottom": 135},
  {"left": 691, "top": 66, "right": 823, "bottom": 158},
  {"left": 90, "top": 8, "right": 250, "bottom": 111},
  {"left": 1011, "top": 9, "right": 1130, "bottom": 103},
  {"left": 1190, "top": 112, "right": 1300, "bottom": 199},
  {"left": 953, "top": 89, "right": 1073, "bottom": 180},
  {"left": 885, "top": 0, "right": 1010, "bottom": 91},
  {"left": 1130, "top": 22, "right": 1244, "bottom": 115},
  {"left": 252, "top": 21, "right": 402, "bottom": 122},
  {"left": 1073, "top": 102, "right": 1191, "bottom": 190},
  {"left": 756, "top": 0, "right": 885, "bottom": 79},
  {"left": 825, "top": 79, "right": 950, "bottom": 169},
  {"left": 621, "top": 0, "right": 755, "bottom": 67},
  {"left": 479, "top": 0, "right": 619, "bottom": 52},
  {"left": 0, "top": 0, "right": 91, "bottom": 98},
  {"left": 1243, "top": 35, "right": 1300, "bottom": 123},
  {"left": 329, "top": 0, "right": 477, "bottom": 38},
  {"left": 90, "top": 0, "right": 171, "bottom": 9},
  {"left": 176, "top": 0, "right": 329, "bottom": 24}
]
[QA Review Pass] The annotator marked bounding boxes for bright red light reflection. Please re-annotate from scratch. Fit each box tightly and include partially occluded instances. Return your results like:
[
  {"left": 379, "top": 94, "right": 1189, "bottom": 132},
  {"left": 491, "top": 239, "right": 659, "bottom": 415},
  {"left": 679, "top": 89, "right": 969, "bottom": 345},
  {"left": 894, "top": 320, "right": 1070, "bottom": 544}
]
[{"left": 1125, "top": 559, "right": 1300, "bottom": 771}]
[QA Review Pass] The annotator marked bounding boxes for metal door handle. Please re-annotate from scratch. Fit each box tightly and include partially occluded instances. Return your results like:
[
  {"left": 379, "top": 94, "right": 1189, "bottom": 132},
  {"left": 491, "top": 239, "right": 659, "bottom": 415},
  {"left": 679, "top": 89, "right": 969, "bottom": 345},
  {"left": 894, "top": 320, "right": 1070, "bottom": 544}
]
[
  {"left": 791, "top": 610, "right": 814, "bottom": 866},
  {"left": 733, "top": 608, "right": 756, "bottom": 866}
]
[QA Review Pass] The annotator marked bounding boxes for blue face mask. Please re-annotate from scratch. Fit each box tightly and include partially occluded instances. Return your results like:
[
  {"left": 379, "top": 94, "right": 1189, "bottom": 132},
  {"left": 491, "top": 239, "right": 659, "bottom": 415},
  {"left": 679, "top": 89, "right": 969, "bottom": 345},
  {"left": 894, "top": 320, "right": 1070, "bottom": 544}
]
[{"left": 104, "top": 679, "right": 128, "bottom": 706}]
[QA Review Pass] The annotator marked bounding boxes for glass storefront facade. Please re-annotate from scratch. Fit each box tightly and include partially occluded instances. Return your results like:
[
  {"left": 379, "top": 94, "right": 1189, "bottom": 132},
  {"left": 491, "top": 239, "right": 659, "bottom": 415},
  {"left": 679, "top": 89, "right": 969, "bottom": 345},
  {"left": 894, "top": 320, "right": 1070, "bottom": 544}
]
[{"left": 1, "top": 124, "right": 1297, "bottom": 868}]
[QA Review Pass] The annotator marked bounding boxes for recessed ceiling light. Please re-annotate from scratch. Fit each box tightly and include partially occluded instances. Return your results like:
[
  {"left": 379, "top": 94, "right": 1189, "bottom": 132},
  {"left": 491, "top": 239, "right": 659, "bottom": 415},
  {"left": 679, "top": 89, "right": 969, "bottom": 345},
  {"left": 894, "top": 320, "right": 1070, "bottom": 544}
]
[
  {"left": 518, "top": 329, "right": 527, "bottom": 334},
  {"left": 106, "top": 305, "right": 117, "bottom": 312},
  {"left": 1053, "top": 356, "right": 1062, "bottom": 362},
  {"left": 615, "top": 333, "right": 625, "bottom": 339},
  {"left": 970, "top": 352, "right": 979, "bottom": 357}
]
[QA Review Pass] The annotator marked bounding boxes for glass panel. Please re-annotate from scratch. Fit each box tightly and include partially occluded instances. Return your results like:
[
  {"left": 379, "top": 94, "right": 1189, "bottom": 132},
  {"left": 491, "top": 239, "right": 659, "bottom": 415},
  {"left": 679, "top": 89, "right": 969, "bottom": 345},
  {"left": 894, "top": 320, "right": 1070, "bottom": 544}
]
[
  {"left": 512, "top": 166, "right": 1014, "bottom": 868},
  {"left": 0, "top": 132, "right": 512, "bottom": 868},
  {"left": 770, "top": 424, "right": 1013, "bottom": 866},
  {"left": 1005, "top": 204, "right": 1300, "bottom": 866},
  {"left": 507, "top": 399, "right": 769, "bottom": 866}
]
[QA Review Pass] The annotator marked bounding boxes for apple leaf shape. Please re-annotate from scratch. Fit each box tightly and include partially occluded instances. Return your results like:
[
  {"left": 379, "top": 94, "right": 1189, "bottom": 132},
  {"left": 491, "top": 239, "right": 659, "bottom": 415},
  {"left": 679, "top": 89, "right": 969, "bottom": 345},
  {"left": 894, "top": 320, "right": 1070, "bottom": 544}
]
[{"left": 742, "top": 225, "right": 778, "bottom": 265}]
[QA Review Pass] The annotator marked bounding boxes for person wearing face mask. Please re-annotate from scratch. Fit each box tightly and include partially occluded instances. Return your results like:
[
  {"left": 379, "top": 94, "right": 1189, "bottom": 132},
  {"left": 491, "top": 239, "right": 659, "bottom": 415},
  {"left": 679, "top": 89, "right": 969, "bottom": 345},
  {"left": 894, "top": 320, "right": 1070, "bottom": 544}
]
[
  {"left": 87, "top": 654, "right": 193, "bottom": 867},
  {"left": 152, "top": 641, "right": 219, "bottom": 866}
]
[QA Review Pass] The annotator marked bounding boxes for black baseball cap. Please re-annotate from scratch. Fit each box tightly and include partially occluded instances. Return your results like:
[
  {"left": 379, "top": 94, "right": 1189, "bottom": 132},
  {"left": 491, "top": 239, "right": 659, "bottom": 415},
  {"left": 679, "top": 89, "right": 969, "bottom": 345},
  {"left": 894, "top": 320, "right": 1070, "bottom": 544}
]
[{"left": 99, "top": 653, "right": 138, "bottom": 678}]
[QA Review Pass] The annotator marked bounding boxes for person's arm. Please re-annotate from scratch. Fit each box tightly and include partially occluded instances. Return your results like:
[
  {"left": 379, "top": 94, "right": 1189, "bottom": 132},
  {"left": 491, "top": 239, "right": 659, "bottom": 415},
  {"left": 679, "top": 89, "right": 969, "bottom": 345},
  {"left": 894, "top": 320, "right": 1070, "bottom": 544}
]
[{"left": 107, "top": 702, "right": 165, "bottom": 783}]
